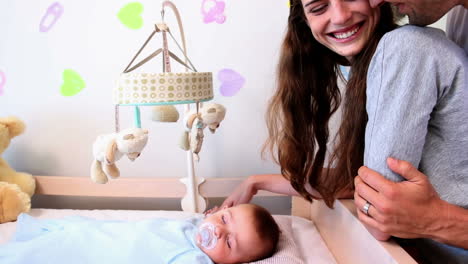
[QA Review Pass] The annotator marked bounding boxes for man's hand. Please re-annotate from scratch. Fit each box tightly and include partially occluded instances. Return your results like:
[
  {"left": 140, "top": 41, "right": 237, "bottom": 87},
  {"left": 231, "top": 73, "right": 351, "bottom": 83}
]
[{"left": 354, "top": 157, "right": 445, "bottom": 240}]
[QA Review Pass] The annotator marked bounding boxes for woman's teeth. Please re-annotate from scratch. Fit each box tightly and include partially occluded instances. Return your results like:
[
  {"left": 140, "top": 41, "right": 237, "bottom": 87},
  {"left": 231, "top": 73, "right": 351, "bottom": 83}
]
[{"left": 333, "top": 26, "right": 360, "bottom": 39}]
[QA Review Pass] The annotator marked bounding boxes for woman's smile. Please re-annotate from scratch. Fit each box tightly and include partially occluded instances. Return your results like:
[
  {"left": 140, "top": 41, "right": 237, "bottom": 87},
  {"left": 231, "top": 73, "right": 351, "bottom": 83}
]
[{"left": 327, "top": 21, "right": 365, "bottom": 43}]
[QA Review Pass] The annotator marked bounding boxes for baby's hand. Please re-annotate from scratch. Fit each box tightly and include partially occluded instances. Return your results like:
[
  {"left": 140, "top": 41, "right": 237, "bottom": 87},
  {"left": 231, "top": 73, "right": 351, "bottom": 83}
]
[{"left": 203, "top": 206, "right": 219, "bottom": 216}]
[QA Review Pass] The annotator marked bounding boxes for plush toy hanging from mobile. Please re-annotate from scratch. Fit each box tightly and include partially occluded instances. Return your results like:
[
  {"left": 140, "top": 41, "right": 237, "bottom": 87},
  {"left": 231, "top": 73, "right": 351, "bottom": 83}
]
[
  {"left": 179, "top": 102, "right": 226, "bottom": 161},
  {"left": 91, "top": 1, "right": 225, "bottom": 213},
  {"left": 91, "top": 128, "right": 149, "bottom": 184}
]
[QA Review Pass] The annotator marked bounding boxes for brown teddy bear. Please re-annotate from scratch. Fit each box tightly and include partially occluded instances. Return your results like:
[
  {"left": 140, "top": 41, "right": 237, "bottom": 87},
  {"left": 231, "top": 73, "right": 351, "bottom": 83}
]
[{"left": 0, "top": 116, "right": 36, "bottom": 223}]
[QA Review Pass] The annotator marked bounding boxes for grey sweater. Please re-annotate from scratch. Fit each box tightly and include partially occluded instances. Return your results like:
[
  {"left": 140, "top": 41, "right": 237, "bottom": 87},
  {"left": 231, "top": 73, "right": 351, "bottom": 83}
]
[
  {"left": 364, "top": 25, "right": 468, "bottom": 263},
  {"left": 365, "top": 25, "right": 467, "bottom": 208}
]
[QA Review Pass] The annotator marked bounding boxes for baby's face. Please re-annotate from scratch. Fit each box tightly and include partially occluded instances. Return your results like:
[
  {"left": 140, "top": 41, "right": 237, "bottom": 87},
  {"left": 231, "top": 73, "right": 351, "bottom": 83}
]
[{"left": 197, "top": 204, "right": 265, "bottom": 264}]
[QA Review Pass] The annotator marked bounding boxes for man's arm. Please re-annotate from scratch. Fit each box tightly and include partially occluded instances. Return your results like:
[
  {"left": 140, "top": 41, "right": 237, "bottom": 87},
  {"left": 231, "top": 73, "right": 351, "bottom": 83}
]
[{"left": 354, "top": 158, "right": 468, "bottom": 249}]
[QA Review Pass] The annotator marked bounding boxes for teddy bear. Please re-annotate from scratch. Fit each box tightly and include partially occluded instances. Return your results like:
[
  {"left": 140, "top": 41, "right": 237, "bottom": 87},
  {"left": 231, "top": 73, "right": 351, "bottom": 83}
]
[
  {"left": 91, "top": 127, "right": 149, "bottom": 184},
  {"left": 0, "top": 116, "right": 36, "bottom": 223}
]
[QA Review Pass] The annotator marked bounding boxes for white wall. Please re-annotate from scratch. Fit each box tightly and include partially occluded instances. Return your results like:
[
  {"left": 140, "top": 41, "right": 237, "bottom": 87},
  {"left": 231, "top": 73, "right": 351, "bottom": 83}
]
[{"left": 0, "top": 1, "right": 447, "bottom": 213}]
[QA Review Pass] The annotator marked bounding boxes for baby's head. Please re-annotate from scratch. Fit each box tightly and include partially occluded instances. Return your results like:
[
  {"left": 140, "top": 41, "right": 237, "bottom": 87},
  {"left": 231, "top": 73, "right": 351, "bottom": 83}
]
[{"left": 197, "top": 204, "right": 280, "bottom": 264}]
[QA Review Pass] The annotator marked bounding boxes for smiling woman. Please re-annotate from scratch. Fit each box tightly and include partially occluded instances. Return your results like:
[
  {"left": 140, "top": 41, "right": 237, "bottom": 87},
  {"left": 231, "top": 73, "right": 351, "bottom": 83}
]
[{"left": 262, "top": 0, "right": 397, "bottom": 208}]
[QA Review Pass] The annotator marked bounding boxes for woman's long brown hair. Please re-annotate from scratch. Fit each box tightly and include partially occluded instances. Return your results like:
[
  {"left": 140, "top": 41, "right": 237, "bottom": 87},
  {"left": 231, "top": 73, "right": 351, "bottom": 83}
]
[{"left": 264, "top": 1, "right": 398, "bottom": 207}]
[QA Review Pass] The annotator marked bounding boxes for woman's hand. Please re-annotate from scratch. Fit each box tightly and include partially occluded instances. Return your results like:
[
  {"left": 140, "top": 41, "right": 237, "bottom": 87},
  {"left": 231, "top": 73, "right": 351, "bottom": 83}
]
[
  {"left": 220, "top": 176, "right": 258, "bottom": 208},
  {"left": 203, "top": 176, "right": 258, "bottom": 216}
]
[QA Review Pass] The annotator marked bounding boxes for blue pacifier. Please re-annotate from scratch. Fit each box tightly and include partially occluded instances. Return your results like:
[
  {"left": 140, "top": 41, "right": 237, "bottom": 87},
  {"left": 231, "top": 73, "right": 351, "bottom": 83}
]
[{"left": 197, "top": 222, "right": 218, "bottom": 250}]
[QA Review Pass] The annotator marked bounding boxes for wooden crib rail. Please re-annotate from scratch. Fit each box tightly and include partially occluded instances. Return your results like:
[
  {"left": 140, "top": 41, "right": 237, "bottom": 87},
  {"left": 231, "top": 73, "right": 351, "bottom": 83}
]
[{"left": 34, "top": 176, "right": 283, "bottom": 199}]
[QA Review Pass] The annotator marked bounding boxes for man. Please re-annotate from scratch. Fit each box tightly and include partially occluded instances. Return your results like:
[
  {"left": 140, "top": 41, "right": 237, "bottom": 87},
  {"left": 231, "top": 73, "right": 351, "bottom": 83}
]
[
  {"left": 369, "top": 0, "right": 467, "bottom": 53},
  {"left": 355, "top": 0, "right": 467, "bottom": 263}
]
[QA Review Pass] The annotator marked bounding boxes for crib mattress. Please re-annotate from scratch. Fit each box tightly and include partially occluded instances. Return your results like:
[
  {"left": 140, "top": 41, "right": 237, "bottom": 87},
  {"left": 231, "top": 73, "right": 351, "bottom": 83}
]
[{"left": 0, "top": 209, "right": 337, "bottom": 264}]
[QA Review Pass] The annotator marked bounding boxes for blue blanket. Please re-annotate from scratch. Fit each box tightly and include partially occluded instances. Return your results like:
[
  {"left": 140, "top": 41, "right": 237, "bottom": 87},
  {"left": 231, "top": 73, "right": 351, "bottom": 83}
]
[{"left": 0, "top": 214, "right": 213, "bottom": 264}]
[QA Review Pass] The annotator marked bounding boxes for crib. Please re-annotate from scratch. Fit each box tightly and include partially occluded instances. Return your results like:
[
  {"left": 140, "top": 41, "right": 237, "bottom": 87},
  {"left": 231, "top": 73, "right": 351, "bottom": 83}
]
[{"left": 0, "top": 176, "right": 417, "bottom": 264}]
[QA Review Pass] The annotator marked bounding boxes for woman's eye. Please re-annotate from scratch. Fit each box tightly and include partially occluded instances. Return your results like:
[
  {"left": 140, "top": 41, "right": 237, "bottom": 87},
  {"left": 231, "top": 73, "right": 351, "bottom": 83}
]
[{"left": 309, "top": 4, "right": 327, "bottom": 14}]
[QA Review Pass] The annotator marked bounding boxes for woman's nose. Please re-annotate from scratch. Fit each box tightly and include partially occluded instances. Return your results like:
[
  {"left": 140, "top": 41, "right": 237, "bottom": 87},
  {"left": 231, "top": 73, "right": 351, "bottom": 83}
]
[{"left": 330, "top": 2, "right": 352, "bottom": 25}]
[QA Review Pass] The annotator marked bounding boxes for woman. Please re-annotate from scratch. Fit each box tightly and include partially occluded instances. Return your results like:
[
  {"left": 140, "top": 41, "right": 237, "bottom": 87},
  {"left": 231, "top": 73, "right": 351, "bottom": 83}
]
[{"left": 217, "top": 0, "right": 467, "bottom": 261}]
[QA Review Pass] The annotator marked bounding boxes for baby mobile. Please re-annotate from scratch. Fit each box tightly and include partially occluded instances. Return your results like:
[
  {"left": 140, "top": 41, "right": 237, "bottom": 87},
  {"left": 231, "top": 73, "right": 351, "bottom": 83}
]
[{"left": 90, "top": 1, "right": 226, "bottom": 213}]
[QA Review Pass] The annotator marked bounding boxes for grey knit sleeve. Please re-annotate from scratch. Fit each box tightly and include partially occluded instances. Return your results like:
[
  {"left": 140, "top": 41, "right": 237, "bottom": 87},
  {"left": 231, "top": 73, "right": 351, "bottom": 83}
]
[{"left": 364, "top": 26, "right": 466, "bottom": 182}]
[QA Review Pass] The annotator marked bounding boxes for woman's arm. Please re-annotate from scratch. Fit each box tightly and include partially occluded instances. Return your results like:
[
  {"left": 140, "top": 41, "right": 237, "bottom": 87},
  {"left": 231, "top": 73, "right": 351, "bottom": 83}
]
[
  {"left": 219, "top": 169, "right": 353, "bottom": 209},
  {"left": 219, "top": 174, "right": 300, "bottom": 208}
]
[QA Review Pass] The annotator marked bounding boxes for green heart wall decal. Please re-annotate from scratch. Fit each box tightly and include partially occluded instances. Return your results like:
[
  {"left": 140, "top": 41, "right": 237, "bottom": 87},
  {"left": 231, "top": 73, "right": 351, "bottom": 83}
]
[
  {"left": 60, "top": 69, "right": 85, "bottom": 96},
  {"left": 118, "top": 2, "right": 144, "bottom": 29}
]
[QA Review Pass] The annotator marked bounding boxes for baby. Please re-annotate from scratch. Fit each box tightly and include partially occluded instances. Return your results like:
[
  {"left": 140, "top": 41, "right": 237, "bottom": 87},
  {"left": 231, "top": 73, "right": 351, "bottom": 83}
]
[
  {"left": 198, "top": 203, "right": 280, "bottom": 264},
  {"left": 0, "top": 204, "right": 280, "bottom": 264}
]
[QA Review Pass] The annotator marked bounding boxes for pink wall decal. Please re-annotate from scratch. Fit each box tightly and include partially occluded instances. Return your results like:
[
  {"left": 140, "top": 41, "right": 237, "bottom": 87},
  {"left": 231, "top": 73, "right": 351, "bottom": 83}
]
[
  {"left": 39, "top": 2, "right": 64, "bottom": 33},
  {"left": 218, "top": 69, "right": 245, "bottom": 97},
  {"left": 201, "top": 0, "right": 226, "bottom": 24}
]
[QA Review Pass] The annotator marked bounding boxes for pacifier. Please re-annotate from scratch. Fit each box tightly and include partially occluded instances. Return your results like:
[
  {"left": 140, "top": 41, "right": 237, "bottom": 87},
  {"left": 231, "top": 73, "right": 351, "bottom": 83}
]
[{"left": 197, "top": 222, "right": 218, "bottom": 250}]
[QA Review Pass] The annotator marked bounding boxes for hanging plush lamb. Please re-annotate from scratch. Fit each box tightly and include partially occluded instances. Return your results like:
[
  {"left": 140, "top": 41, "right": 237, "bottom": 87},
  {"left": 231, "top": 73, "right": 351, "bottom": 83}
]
[
  {"left": 179, "top": 103, "right": 226, "bottom": 161},
  {"left": 91, "top": 128, "right": 149, "bottom": 184}
]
